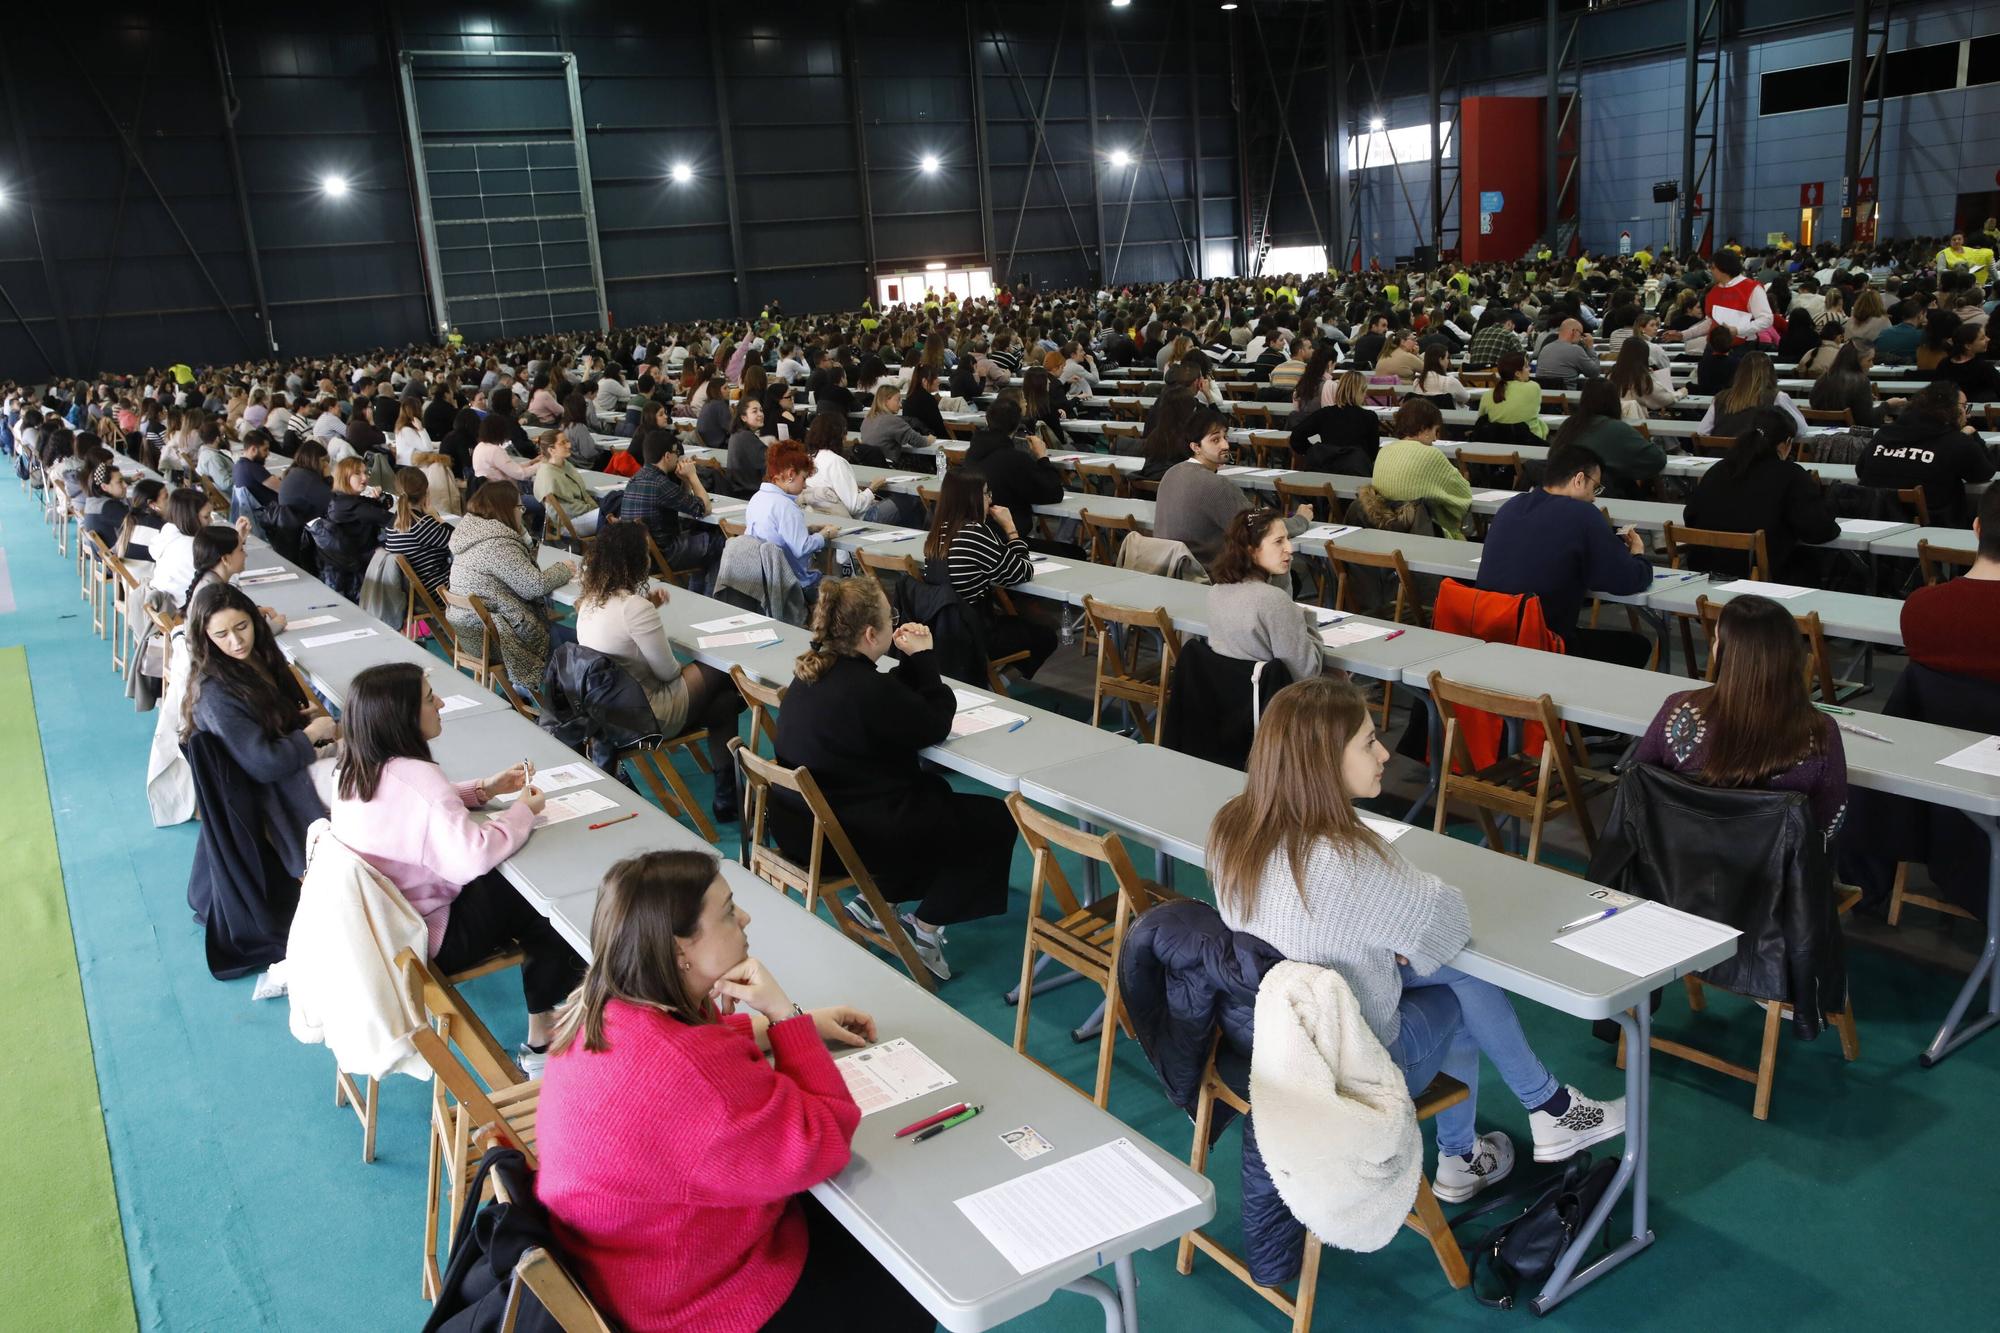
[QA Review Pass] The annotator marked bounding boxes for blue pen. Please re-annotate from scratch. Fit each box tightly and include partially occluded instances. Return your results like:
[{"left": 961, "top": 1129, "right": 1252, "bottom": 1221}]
[
  {"left": 1005, "top": 718, "right": 1029, "bottom": 733},
  {"left": 1555, "top": 906, "right": 1622, "bottom": 936}
]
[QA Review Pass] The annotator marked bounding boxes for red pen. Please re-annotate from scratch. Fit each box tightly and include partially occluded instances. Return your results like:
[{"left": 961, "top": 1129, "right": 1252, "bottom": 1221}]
[
  {"left": 893, "top": 1101, "right": 970, "bottom": 1138},
  {"left": 588, "top": 812, "right": 639, "bottom": 830},
  {"left": 1383, "top": 629, "right": 1406, "bottom": 641}
]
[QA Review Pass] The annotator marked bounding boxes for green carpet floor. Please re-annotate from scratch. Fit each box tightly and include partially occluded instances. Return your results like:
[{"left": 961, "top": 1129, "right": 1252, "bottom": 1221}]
[
  {"left": 0, "top": 642, "right": 136, "bottom": 1330},
  {"left": 3, "top": 476, "right": 1997, "bottom": 1330}
]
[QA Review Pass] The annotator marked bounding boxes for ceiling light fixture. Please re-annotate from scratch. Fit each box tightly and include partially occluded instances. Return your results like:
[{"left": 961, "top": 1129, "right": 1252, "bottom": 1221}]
[
  {"left": 920, "top": 154, "right": 940, "bottom": 173},
  {"left": 670, "top": 162, "right": 693, "bottom": 183},
  {"left": 1109, "top": 148, "right": 1132, "bottom": 167},
  {"left": 320, "top": 174, "right": 349, "bottom": 198}
]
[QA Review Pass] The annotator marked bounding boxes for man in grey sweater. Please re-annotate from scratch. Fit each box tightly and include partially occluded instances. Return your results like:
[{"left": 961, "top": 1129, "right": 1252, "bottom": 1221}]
[
  {"left": 1153, "top": 408, "right": 1311, "bottom": 569},
  {"left": 1533, "top": 319, "right": 1603, "bottom": 381}
]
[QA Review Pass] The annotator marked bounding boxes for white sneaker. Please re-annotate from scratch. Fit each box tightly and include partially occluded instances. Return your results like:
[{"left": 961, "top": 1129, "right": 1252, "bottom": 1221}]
[
  {"left": 844, "top": 896, "right": 886, "bottom": 935},
  {"left": 516, "top": 1043, "right": 549, "bottom": 1081},
  {"left": 1530, "top": 1086, "right": 1626, "bottom": 1163},
  {"left": 899, "top": 912, "right": 952, "bottom": 981},
  {"left": 1432, "top": 1131, "right": 1516, "bottom": 1203}
]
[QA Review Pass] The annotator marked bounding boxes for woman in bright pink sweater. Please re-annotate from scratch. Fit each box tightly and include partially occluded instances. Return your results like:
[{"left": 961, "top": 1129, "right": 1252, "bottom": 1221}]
[
  {"left": 329, "top": 661, "right": 586, "bottom": 1074},
  {"left": 535, "top": 850, "right": 935, "bottom": 1333}
]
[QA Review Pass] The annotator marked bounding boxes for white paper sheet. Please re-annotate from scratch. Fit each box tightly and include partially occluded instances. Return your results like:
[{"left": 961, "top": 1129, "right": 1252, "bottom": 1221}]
[
  {"left": 1712, "top": 579, "right": 1814, "bottom": 600},
  {"left": 1027, "top": 560, "right": 1071, "bottom": 574},
  {"left": 696, "top": 629, "right": 784, "bottom": 649},
  {"left": 949, "top": 704, "right": 1028, "bottom": 738},
  {"left": 532, "top": 788, "right": 620, "bottom": 828},
  {"left": 1359, "top": 814, "right": 1414, "bottom": 842},
  {"left": 879, "top": 474, "right": 925, "bottom": 485},
  {"left": 1550, "top": 901, "right": 1740, "bottom": 975},
  {"left": 239, "top": 566, "right": 285, "bottom": 578},
  {"left": 530, "top": 760, "right": 606, "bottom": 793},
  {"left": 951, "top": 687, "right": 994, "bottom": 711},
  {"left": 1836, "top": 518, "right": 1905, "bottom": 534},
  {"left": 1936, "top": 737, "right": 2000, "bottom": 779},
  {"left": 1296, "top": 524, "right": 1358, "bottom": 543},
  {"left": 1300, "top": 604, "right": 1349, "bottom": 626},
  {"left": 284, "top": 615, "right": 341, "bottom": 631},
  {"left": 1320, "top": 622, "right": 1398, "bottom": 648},
  {"left": 299, "top": 628, "right": 379, "bottom": 648},
  {"left": 834, "top": 1037, "right": 957, "bottom": 1115},
  {"left": 858, "top": 529, "right": 921, "bottom": 543},
  {"left": 1248, "top": 467, "right": 1291, "bottom": 477},
  {"left": 1218, "top": 465, "right": 1258, "bottom": 476},
  {"left": 435, "top": 694, "right": 480, "bottom": 717},
  {"left": 690, "top": 612, "right": 769, "bottom": 633},
  {"left": 1471, "top": 489, "right": 1519, "bottom": 503},
  {"left": 237, "top": 572, "right": 299, "bottom": 587},
  {"left": 709, "top": 501, "right": 748, "bottom": 514},
  {"left": 954, "top": 1138, "right": 1202, "bottom": 1275}
]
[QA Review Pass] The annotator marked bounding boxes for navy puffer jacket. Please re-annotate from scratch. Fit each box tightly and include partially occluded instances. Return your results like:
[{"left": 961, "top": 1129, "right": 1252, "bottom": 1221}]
[{"left": 1118, "top": 899, "right": 1304, "bottom": 1286}]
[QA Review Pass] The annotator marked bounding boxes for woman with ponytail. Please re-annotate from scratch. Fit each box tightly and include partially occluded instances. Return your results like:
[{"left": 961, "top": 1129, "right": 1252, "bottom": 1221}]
[
  {"left": 181, "top": 524, "right": 289, "bottom": 631},
  {"left": 1682, "top": 406, "right": 1838, "bottom": 580},
  {"left": 773, "top": 577, "right": 1016, "bottom": 981},
  {"left": 116, "top": 478, "right": 169, "bottom": 563},
  {"left": 381, "top": 466, "right": 453, "bottom": 594}
]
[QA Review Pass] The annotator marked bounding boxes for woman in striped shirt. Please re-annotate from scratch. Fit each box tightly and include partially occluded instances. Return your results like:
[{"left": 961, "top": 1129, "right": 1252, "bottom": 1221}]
[
  {"left": 922, "top": 470, "right": 1057, "bottom": 678},
  {"left": 381, "top": 466, "right": 453, "bottom": 595}
]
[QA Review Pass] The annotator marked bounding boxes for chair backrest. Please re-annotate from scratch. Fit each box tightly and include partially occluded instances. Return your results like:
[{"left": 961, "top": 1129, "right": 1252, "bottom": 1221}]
[
  {"left": 1327, "top": 541, "right": 1419, "bottom": 623},
  {"left": 726, "top": 664, "right": 786, "bottom": 754},
  {"left": 855, "top": 547, "right": 922, "bottom": 587},
  {"left": 1689, "top": 433, "right": 1736, "bottom": 457},
  {"left": 1081, "top": 594, "right": 1181, "bottom": 742},
  {"left": 716, "top": 515, "right": 747, "bottom": 539},
  {"left": 544, "top": 500, "right": 591, "bottom": 552},
  {"left": 394, "top": 948, "right": 536, "bottom": 1165},
  {"left": 1078, "top": 507, "right": 1146, "bottom": 564},
  {"left": 1799, "top": 406, "right": 1853, "bottom": 427},
  {"left": 1245, "top": 432, "right": 1292, "bottom": 469},
  {"left": 1916, "top": 537, "right": 1978, "bottom": 587},
  {"left": 505, "top": 1248, "right": 616, "bottom": 1333},
  {"left": 441, "top": 588, "right": 504, "bottom": 683},
  {"left": 1696, "top": 595, "right": 1839, "bottom": 702},
  {"left": 1453, "top": 449, "right": 1525, "bottom": 489},
  {"left": 1273, "top": 477, "right": 1338, "bottom": 515},
  {"left": 1102, "top": 422, "right": 1142, "bottom": 443},
  {"left": 394, "top": 552, "right": 456, "bottom": 649},
  {"left": 642, "top": 528, "right": 693, "bottom": 586},
  {"left": 1074, "top": 458, "right": 1129, "bottom": 498},
  {"left": 1661, "top": 521, "right": 1770, "bottom": 582},
  {"left": 1893, "top": 487, "right": 1933, "bottom": 527},
  {"left": 1005, "top": 791, "right": 1170, "bottom": 922}
]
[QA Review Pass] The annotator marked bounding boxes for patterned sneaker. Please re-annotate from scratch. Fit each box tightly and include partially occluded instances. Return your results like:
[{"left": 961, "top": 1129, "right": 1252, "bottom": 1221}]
[
  {"left": 899, "top": 913, "right": 952, "bottom": 982},
  {"left": 1433, "top": 1131, "right": 1516, "bottom": 1203},
  {"left": 1530, "top": 1086, "right": 1626, "bottom": 1163},
  {"left": 516, "top": 1043, "right": 549, "bottom": 1081},
  {"left": 844, "top": 896, "right": 884, "bottom": 935}
]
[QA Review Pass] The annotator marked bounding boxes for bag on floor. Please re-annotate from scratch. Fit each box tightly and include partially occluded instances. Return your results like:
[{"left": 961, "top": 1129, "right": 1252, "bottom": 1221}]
[{"left": 1458, "top": 1152, "right": 1618, "bottom": 1310}]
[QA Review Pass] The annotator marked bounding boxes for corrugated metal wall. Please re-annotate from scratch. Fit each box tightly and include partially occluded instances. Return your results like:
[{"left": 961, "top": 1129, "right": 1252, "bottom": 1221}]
[{"left": 0, "top": 1, "right": 1242, "bottom": 381}]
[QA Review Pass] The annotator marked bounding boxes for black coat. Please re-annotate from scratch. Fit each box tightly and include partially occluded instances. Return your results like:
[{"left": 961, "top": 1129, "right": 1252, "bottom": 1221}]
[
  {"left": 1682, "top": 453, "right": 1839, "bottom": 580},
  {"left": 1160, "top": 639, "right": 1294, "bottom": 771},
  {"left": 1117, "top": 899, "right": 1298, "bottom": 1286},
  {"left": 420, "top": 1147, "right": 563, "bottom": 1333},
  {"left": 963, "top": 430, "right": 1065, "bottom": 526},
  {"left": 540, "top": 642, "right": 664, "bottom": 770},
  {"left": 1588, "top": 763, "right": 1845, "bottom": 1038},
  {"left": 903, "top": 386, "right": 949, "bottom": 439},
  {"left": 772, "top": 652, "right": 957, "bottom": 890},
  {"left": 278, "top": 465, "right": 333, "bottom": 525},
  {"left": 423, "top": 396, "right": 459, "bottom": 443},
  {"left": 1288, "top": 404, "right": 1381, "bottom": 476}
]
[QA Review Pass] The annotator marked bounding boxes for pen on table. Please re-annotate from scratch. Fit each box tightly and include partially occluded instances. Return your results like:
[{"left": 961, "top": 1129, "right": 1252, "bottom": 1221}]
[
  {"left": 1837, "top": 721, "right": 1894, "bottom": 744},
  {"left": 588, "top": 811, "right": 639, "bottom": 830},
  {"left": 304, "top": 602, "right": 340, "bottom": 610},
  {"left": 1813, "top": 703, "right": 1854, "bottom": 715},
  {"left": 913, "top": 1105, "right": 982, "bottom": 1142},
  {"left": 893, "top": 1102, "right": 970, "bottom": 1138},
  {"left": 1005, "top": 718, "right": 1029, "bottom": 733},
  {"left": 1554, "top": 906, "right": 1623, "bottom": 936},
  {"left": 1383, "top": 629, "right": 1406, "bottom": 641}
]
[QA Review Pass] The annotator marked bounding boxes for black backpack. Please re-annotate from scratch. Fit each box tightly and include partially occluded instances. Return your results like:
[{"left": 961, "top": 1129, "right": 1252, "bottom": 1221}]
[
  {"left": 1455, "top": 1153, "right": 1619, "bottom": 1310},
  {"left": 420, "top": 1145, "right": 563, "bottom": 1333}
]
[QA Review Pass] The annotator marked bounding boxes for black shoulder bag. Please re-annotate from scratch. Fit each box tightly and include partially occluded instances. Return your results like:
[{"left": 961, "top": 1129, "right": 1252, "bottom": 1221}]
[{"left": 1455, "top": 1153, "right": 1620, "bottom": 1310}]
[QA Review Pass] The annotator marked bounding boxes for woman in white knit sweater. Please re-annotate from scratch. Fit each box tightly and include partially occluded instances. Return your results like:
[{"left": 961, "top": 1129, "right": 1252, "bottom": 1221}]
[{"left": 1208, "top": 679, "right": 1625, "bottom": 1202}]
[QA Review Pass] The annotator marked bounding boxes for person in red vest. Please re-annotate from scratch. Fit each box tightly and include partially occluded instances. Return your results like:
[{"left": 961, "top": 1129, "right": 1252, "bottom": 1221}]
[{"left": 1661, "top": 249, "right": 1772, "bottom": 350}]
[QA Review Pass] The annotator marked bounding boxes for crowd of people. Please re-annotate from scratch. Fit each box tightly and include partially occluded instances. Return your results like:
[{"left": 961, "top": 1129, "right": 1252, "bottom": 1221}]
[{"left": 11, "top": 222, "right": 2000, "bottom": 1331}]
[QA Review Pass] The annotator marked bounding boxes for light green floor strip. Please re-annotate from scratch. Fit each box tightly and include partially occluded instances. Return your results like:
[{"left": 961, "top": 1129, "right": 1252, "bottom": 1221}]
[{"left": 0, "top": 643, "right": 138, "bottom": 1330}]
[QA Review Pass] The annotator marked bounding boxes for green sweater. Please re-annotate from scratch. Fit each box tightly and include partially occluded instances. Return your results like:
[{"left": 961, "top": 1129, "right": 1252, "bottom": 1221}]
[
  {"left": 1570, "top": 415, "right": 1667, "bottom": 482},
  {"left": 1477, "top": 382, "right": 1549, "bottom": 439},
  {"left": 533, "top": 458, "right": 596, "bottom": 517},
  {"left": 1372, "top": 440, "right": 1473, "bottom": 538}
]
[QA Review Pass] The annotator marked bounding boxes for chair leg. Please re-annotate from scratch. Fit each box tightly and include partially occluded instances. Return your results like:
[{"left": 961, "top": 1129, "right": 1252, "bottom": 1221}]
[
  {"left": 1678, "top": 616, "right": 1698, "bottom": 679},
  {"left": 1408, "top": 1177, "right": 1473, "bottom": 1289},
  {"left": 1292, "top": 1235, "right": 1324, "bottom": 1329},
  {"left": 1178, "top": 1080, "right": 1220, "bottom": 1276},
  {"left": 1013, "top": 930, "right": 1040, "bottom": 1060},
  {"left": 362, "top": 1076, "right": 379, "bottom": 1165},
  {"left": 1833, "top": 1000, "right": 1861, "bottom": 1063},
  {"left": 1886, "top": 861, "right": 1908, "bottom": 926},
  {"left": 1752, "top": 1001, "right": 1784, "bottom": 1121},
  {"left": 1682, "top": 974, "right": 1707, "bottom": 1012}
]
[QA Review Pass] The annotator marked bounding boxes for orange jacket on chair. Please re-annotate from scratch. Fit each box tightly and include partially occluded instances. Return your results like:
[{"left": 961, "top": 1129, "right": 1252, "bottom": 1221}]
[{"left": 1430, "top": 578, "right": 1566, "bottom": 770}]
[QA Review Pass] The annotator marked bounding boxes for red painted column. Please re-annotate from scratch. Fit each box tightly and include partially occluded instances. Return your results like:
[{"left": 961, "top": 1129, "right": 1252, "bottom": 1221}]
[{"left": 1459, "top": 97, "right": 1547, "bottom": 263}]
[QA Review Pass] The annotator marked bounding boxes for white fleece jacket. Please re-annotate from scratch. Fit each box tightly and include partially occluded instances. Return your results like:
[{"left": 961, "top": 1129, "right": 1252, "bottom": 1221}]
[{"left": 1250, "top": 960, "right": 1422, "bottom": 1253}]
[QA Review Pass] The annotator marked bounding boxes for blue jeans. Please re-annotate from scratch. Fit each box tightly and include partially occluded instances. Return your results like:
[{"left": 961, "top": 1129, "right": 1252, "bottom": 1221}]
[{"left": 1386, "top": 963, "right": 1559, "bottom": 1157}]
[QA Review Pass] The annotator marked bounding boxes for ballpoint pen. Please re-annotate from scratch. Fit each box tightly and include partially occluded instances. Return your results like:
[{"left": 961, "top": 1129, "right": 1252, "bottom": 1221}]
[
  {"left": 1837, "top": 721, "right": 1894, "bottom": 744},
  {"left": 913, "top": 1105, "right": 982, "bottom": 1142},
  {"left": 1005, "top": 718, "right": 1029, "bottom": 733},
  {"left": 589, "top": 811, "right": 639, "bottom": 830},
  {"left": 1555, "top": 906, "right": 1623, "bottom": 935}
]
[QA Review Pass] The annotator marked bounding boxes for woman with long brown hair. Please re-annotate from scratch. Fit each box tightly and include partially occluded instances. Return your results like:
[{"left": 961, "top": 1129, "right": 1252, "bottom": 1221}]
[
  {"left": 1697, "top": 350, "right": 1808, "bottom": 437},
  {"left": 923, "top": 469, "right": 1056, "bottom": 677},
  {"left": 1634, "top": 594, "right": 1847, "bottom": 842},
  {"left": 1208, "top": 677, "right": 1624, "bottom": 1203},
  {"left": 1474, "top": 349, "right": 1547, "bottom": 439},
  {"left": 774, "top": 577, "right": 1017, "bottom": 979},
  {"left": 534, "top": 850, "right": 929, "bottom": 1333}
]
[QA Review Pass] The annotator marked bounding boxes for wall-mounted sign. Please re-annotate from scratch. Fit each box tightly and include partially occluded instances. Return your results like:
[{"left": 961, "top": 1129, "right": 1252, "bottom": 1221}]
[{"left": 1479, "top": 191, "right": 1505, "bottom": 213}]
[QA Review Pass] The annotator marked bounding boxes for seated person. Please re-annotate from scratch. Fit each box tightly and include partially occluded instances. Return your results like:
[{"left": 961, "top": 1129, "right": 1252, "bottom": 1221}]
[
  {"left": 724, "top": 395, "right": 769, "bottom": 496},
  {"left": 531, "top": 428, "right": 602, "bottom": 538},
  {"left": 79, "top": 462, "right": 130, "bottom": 550},
  {"left": 1156, "top": 405, "right": 1310, "bottom": 568},
  {"left": 535, "top": 849, "right": 929, "bottom": 1333},
  {"left": 1211, "top": 678, "right": 1625, "bottom": 1202},
  {"left": 1696, "top": 351, "right": 1809, "bottom": 438},
  {"left": 773, "top": 577, "right": 1017, "bottom": 980},
  {"left": 1370, "top": 397, "right": 1473, "bottom": 538},
  {"left": 621, "top": 429, "right": 723, "bottom": 591},
  {"left": 574, "top": 522, "right": 748, "bottom": 821},
  {"left": 1549, "top": 380, "right": 1665, "bottom": 498},
  {"left": 446, "top": 480, "right": 577, "bottom": 693},
  {"left": 1477, "top": 444, "right": 1654, "bottom": 666},
  {"left": 1901, "top": 486, "right": 2000, "bottom": 684},
  {"left": 1682, "top": 407, "right": 1839, "bottom": 582},
  {"left": 962, "top": 394, "right": 1066, "bottom": 525},
  {"left": 1857, "top": 382, "right": 1996, "bottom": 528},
  {"left": 276, "top": 439, "right": 333, "bottom": 526},
  {"left": 1288, "top": 371, "right": 1382, "bottom": 475},
  {"left": 381, "top": 466, "right": 454, "bottom": 596},
  {"left": 1206, "top": 508, "right": 1326, "bottom": 684},
  {"left": 330, "top": 661, "right": 585, "bottom": 1078},
  {"left": 923, "top": 470, "right": 1057, "bottom": 678},
  {"left": 745, "top": 440, "right": 841, "bottom": 597},
  {"left": 802, "top": 412, "right": 924, "bottom": 528},
  {"left": 231, "top": 431, "right": 282, "bottom": 508},
  {"left": 1635, "top": 595, "right": 1847, "bottom": 845},
  {"left": 1474, "top": 351, "right": 1548, "bottom": 441}
]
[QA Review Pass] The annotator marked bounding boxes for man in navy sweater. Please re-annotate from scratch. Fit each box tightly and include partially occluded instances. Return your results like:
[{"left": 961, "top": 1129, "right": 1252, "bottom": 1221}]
[{"left": 1478, "top": 444, "right": 1655, "bottom": 667}]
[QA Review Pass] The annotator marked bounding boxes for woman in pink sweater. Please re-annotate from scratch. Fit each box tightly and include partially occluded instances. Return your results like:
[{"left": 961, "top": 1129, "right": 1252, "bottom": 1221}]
[
  {"left": 536, "top": 850, "right": 934, "bottom": 1333},
  {"left": 329, "top": 661, "right": 585, "bottom": 1075}
]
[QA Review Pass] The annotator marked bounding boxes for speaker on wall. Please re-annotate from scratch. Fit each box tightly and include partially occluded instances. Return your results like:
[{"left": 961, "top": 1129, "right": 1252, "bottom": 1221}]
[
  {"left": 1412, "top": 244, "right": 1437, "bottom": 266},
  {"left": 1652, "top": 182, "right": 1679, "bottom": 203}
]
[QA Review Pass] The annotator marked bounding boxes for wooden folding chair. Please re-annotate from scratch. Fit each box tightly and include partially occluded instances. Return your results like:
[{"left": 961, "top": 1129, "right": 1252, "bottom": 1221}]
[
  {"left": 620, "top": 730, "right": 719, "bottom": 841},
  {"left": 197, "top": 474, "right": 231, "bottom": 517},
  {"left": 395, "top": 949, "right": 540, "bottom": 1299},
  {"left": 502, "top": 1246, "right": 616, "bottom": 1333},
  {"left": 1078, "top": 508, "right": 1146, "bottom": 565},
  {"left": 1245, "top": 432, "right": 1293, "bottom": 469},
  {"left": 1178, "top": 1034, "right": 1471, "bottom": 1323},
  {"left": 441, "top": 590, "right": 507, "bottom": 688},
  {"left": 1799, "top": 406, "right": 1853, "bottom": 428},
  {"left": 642, "top": 528, "right": 696, "bottom": 588},
  {"left": 82, "top": 531, "right": 116, "bottom": 641},
  {"left": 1453, "top": 448, "right": 1526, "bottom": 490},
  {"left": 394, "top": 554, "right": 457, "bottom": 652},
  {"left": 544, "top": 501, "right": 594, "bottom": 554},
  {"left": 1102, "top": 422, "right": 1142, "bottom": 446},
  {"left": 1109, "top": 398, "right": 1147, "bottom": 422},
  {"left": 915, "top": 483, "right": 941, "bottom": 525},
  {"left": 1074, "top": 457, "right": 1129, "bottom": 498},
  {"left": 1689, "top": 433, "right": 1736, "bottom": 458},
  {"left": 101, "top": 539, "right": 143, "bottom": 674},
  {"left": 1619, "top": 889, "right": 1861, "bottom": 1120},
  {"left": 1695, "top": 595, "right": 1840, "bottom": 703},
  {"left": 1915, "top": 538, "right": 1977, "bottom": 587},
  {"left": 1234, "top": 403, "right": 1275, "bottom": 430},
  {"left": 727, "top": 664, "right": 784, "bottom": 757},
  {"left": 854, "top": 547, "right": 921, "bottom": 587},
  {"left": 1894, "top": 487, "right": 1933, "bottom": 527},
  {"left": 716, "top": 514, "right": 747, "bottom": 539},
  {"left": 1661, "top": 522, "right": 1769, "bottom": 675},
  {"left": 1081, "top": 595, "right": 1180, "bottom": 742},
  {"left": 1886, "top": 861, "right": 1979, "bottom": 927},
  {"left": 1273, "top": 476, "right": 1340, "bottom": 526},
  {"left": 1427, "top": 670, "right": 1607, "bottom": 869},
  {"left": 1327, "top": 541, "right": 1419, "bottom": 625},
  {"left": 1006, "top": 793, "right": 1177, "bottom": 1107},
  {"left": 730, "top": 740, "right": 935, "bottom": 991}
]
